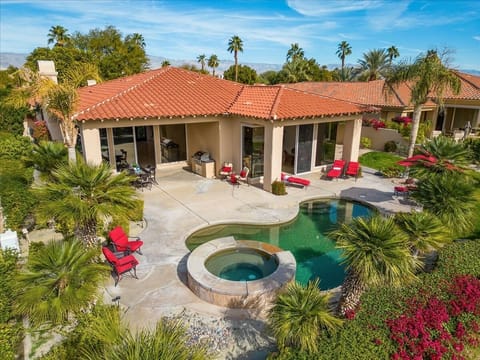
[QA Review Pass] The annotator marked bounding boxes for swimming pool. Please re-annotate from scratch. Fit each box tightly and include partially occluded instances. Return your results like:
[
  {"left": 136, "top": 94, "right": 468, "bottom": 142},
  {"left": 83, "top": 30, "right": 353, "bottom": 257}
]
[{"left": 186, "top": 198, "right": 373, "bottom": 290}]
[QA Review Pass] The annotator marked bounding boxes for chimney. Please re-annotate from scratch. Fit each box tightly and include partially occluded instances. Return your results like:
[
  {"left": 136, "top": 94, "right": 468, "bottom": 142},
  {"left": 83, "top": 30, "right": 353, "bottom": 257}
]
[{"left": 37, "top": 60, "right": 58, "bottom": 84}]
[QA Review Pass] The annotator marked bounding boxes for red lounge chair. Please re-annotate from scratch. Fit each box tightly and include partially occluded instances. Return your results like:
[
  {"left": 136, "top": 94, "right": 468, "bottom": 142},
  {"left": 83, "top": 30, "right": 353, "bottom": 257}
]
[
  {"left": 345, "top": 161, "right": 360, "bottom": 181},
  {"left": 281, "top": 173, "right": 310, "bottom": 188},
  {"left": 326, "top": 160, "right": 346, "bottom": 180},
  {"left": 109, "top": 226, "right": 144, "bottom": 255},
  {"left": 102, "top": 247, "right": 139, "bottom": 286}
]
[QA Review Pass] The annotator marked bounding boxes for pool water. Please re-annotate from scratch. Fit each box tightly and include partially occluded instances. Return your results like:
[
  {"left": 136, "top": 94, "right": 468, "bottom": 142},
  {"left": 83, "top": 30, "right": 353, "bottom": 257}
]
[
  {"left": 186, "top": 199, "right": 373, "bottom": 290},
  {"left": 205, "top": 248, "right": 278, "bottom": 281}
]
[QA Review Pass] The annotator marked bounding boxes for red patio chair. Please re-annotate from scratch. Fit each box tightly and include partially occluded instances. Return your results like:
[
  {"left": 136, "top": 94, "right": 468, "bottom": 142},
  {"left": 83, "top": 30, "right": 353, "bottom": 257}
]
[
  {"left": 326, "top": 160, "right": 346, "bottom": 180},
  {"left": 219, "top": 162, "right": 233, "bottom": 180},
  {"left": 281, "top": 173, "right": 310, "bottom": 188},
  {"left": 102, "top": 247, "right": 139, "bottom": 286},
  {"left": 108, "top": 226, "right": 144, "bottom": 255},
  {"left": 345, "top": 161, "right": 360, "bottom": 181}
]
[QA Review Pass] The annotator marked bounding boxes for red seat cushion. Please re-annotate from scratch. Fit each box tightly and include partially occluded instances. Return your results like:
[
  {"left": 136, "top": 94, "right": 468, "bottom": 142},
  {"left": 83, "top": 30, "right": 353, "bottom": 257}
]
[
  {"left": 240, "top": 170, "right": 246, "bottom": 178},
  {"left": 394, "top": 186, "right": 408, "bottom": 192},
  {"left": 230, "top": 174, "right": 238, "bottom": 183},
  {"left": 288, "top": 176, "right": 310, "bottom": 186},
  {"left": 221, "top": 166, "right": 232, "bottom": 173}
]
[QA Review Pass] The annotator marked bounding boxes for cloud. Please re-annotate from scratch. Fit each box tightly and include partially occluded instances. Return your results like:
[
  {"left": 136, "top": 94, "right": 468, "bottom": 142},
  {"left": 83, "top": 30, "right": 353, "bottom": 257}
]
[
  {"left": 474, "top": 36, "right": 480, "bottom": 41},
  {"left": 287, "top": 0, "right": 381, "bottom": 16}
]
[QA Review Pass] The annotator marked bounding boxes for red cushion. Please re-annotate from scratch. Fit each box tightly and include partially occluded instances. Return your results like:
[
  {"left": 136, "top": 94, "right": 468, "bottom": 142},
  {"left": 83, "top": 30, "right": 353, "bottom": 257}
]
[
  {"left": 394, "top": 186, "right": 408, "bottom": 192},
  {"left": 288, "top": 176, "right": 310, "bottom": 186},
  {"left": 240, "top": 170, "right": 246, "bottom": 178},
  {"left": 230, "top": 174, "right": 237, "bottom": 182},
  {"left": 222, "top": 166, "right": 232, "bottom": 172}
]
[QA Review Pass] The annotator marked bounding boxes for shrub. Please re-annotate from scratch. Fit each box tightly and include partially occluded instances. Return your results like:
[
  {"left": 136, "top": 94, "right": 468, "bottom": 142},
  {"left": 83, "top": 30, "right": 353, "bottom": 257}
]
[
  {"left": 384, "top": 140, "right": 397, "bottom": 153},
  {"left": 272, "top": 180, "right": 287, "bottom": 195},
  {"left": 0, "top": 131, "right": 33, "bottom": 160},
  {"left": 464, "top": 138, "right": 480, "bottom": 163},
  {"left": 380, "top": 165, "right": 403, "bottom": 178},
  {"left": 360, "top": 137, "right": 372, "bottom": 149},
  {"left": 31, "top": 120, "right": 50, "bottom": 142}
]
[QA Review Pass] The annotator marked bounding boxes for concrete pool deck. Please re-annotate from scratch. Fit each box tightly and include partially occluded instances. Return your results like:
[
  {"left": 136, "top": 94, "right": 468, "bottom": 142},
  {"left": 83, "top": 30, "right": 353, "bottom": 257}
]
[
  {"left": 28, "top": 165, "right": 417, "bottom": 358},
  {"left": 102, "top": 165, "right": 416, "bottom": 314}
]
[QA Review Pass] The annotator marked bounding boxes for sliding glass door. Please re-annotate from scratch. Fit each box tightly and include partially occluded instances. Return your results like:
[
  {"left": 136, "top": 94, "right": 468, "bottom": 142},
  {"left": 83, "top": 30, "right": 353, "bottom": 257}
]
[{"left": 242, "top": 125, "right": 264, "bottom": 178}]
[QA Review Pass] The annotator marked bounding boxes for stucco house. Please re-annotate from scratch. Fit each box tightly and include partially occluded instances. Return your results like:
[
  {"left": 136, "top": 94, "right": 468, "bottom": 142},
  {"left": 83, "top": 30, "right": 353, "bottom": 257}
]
[
  {"left": 48, "top": 66, "right": 375, "bottom": 192},
  {"left": 286, "top": 72, "right": 480, "bottom": 137}
]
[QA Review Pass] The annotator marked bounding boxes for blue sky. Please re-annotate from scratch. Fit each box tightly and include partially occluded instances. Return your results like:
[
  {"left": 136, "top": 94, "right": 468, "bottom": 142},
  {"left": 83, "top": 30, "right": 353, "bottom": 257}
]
[{"left": 1, "top": 0, "right": 479, "bottom": 70}]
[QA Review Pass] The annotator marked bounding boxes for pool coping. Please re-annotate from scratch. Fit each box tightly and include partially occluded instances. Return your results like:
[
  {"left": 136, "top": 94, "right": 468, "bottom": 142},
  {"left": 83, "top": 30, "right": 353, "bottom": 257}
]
[{"left": 187, "top": 237, "right": 296, "bottom": 308}]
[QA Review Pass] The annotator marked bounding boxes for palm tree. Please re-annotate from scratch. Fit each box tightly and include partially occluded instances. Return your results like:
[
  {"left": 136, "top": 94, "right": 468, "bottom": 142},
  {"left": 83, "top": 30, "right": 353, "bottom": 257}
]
[
  {"left": 354, "top": 48, "right": 389, "bottom": 81},
  {"left": 336, "top": 41, "right": 352, "bottom": 81},
  {"left": 47, "top": 25, "right": 70, "bottom": 47},
  {"left": 394, "top": 211, "right": 451, "bottom": 258},
  {"left": 386, "top": 50, "right": 461, "bottom": 158},
  {"left": 34, "top": 160, "right": 138, "bottom": 248},
  {"left": 14, "top": 239, "right": 109, "bottom": 326},
  {"left": 268, "top": 279, "right": 342, "bottom": 353},
  {"left": 387, "top": 45, "right": 400, "bottom": 64},
  {"left": 409, "top": 135, "right": 472, "bottom": 179},
  {"left": 7, "top": 63, "right": 101, "bottom": 162},
  {"left": 207, "top": 54, "right": 219, "bottom": 76},
  {"left": 227, "top": 35, "right": 244, "bottom": 82},
  {"left": 329, "top": 215, "right": 419, "bottom": 316},
  {"left": 286, "top": 43, "right": 304, "bottom": 63},
  {"left": 411, "top": 173, "right": 476, "bottom": 237},
  {"left": 161, "top": 60, "right": 170, "bottom": 67},
  {"left": 82, "top": 313, "right": 209, "bottom": 360},
  {"left": 24, "top": 140, "right": 68, "bottom": 180},
  {"left": 196, "top": 54, "right": 206, "bottom": 72},
  {"left": 125, "top": 33, "right": 146, "bottom": 48}
]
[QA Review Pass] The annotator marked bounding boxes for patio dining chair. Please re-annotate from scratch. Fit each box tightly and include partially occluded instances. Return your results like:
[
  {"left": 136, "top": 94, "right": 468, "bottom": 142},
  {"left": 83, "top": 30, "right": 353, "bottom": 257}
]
[
  {"left": 219, "top": 162, "right": 233, "bottom": 180},
  {"left": 108, "top": 226, "right": 144, "bottom": 255},
  {"left": 102, "top": 247, "right": 139, "bottom": 286},
  {"left": 236, "top": 166, "right": 250, "bottom": 186}
]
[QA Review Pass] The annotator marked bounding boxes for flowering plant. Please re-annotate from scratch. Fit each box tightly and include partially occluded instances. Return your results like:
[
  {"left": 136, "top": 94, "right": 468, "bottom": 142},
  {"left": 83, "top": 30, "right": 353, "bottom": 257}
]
[{"left": 392, "top": 116, "right": 413, "bottom": 126}]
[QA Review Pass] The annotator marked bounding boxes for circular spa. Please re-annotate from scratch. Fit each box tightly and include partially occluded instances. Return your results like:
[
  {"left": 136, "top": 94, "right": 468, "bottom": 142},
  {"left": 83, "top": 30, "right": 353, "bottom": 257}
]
[{"left": 187, "top": 238, "right": 296, "bottom": 308}]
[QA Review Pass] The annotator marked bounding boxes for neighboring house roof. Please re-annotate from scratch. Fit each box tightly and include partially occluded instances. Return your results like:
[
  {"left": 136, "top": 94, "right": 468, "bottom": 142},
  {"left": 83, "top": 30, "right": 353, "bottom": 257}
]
[
  {"left": 74, "top": 67, "right": 373, "bottom": 122},
  {"left": 286, "top": 71, "right": 480, "bottom": 108}
]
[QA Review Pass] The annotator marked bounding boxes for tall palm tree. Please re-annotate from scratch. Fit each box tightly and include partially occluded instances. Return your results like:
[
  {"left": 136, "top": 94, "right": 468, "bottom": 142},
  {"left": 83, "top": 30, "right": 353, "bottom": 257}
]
[
  {"left": 207, "top": 54, "right": 219, "bottom": 76},
  {"left": 227, "top": 35, "right": 244, "bottom": 82},
  {"left": 386, "top": 50, "right": 461, "bottom": 158},
  {"left": 7, "top": 63, "right": 102, "bottom": 162},
  {"left": 125, "top": 33, "right": 146, "bottom": 48},
  {"left": 354, "top": 48, "right": 389, "bottom": 81},
  {"left": 336, "top": 41, "right": 352, "bottom": 81},
  {"left": 411, "top": 173, "right": 476, "bottom": 237},
  {"left": 33, "top": 160, "right": 138, "bottom": 248},
  {"left": 196, "top": 54, "right": 206, "bottom": 72},
  {"left": 329, "top": 215, "right": 419, "bottom": 316},
  {"left": 387, "top": 45, "right": 400, "bottom": 64},
  {"left": 394, "top": 211, "right": 451, "bottom": 258},
  {"left": 14, "top": 239, "right": 109, "bottom": 326},
  {"left": 47, "top": 25, "right": 70, "bottom": 47},
  {"left": 161, "top": 60, "right": 170, "bottom": 67},
  {"left": 286, "top": 43, "right": 304, "bottom": 63},
  {"left": 268, "top": 279, "right": 342, "bottom": 353}
]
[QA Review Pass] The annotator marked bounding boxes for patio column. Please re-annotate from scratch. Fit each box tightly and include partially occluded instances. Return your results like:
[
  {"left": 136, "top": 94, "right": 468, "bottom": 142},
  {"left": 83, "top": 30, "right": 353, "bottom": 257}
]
[
  {"left": 342, "top": 118, "right": 362, "bottom": 162},
  {"left": 263, "top": 122, "right": 284, "bottom": 192},
  {"left": 81, "top": 128, "right": 102, "bottom": 165}
]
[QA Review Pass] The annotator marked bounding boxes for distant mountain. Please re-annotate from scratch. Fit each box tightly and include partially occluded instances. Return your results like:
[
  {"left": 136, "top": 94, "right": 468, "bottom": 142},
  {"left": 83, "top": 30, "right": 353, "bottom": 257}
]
[
  {"left": 1, "top": 52, "right": 478, "bottom": 77},
  {"left": 0, "top": 52, "right": 282, "bottom": 74}
]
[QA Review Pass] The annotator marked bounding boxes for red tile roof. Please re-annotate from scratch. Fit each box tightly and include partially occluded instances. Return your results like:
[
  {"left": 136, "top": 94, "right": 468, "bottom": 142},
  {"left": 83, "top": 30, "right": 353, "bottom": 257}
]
[
  {"left": 286, "top": 72, "right": 480, "bottom": 107},
  {"left": 74, "top": 67, "right": 372, "bottom": 121}
]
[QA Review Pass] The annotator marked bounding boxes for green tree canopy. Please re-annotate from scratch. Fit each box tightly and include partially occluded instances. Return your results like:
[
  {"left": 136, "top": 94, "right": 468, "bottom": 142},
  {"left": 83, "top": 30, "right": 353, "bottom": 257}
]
[{"left": 223, "top": 64, "right": 258, "bottom": 84}]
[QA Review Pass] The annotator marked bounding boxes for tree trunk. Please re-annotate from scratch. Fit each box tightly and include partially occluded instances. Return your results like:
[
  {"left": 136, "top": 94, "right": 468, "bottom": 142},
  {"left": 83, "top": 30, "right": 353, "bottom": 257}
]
[
  {"left": 235, "top": 52, "right": 238, "bottom": 82},
  {"left": 337, "top": 270, "right": 365, "bottom": 317},
  {"left": 77, "top": 219, "right": 98, "bottom": 248},
  {"left": 67, "top": 146, "right": 76, "bottom": 163},
  {"left": 407, "top": 105, "right": 423, "bottom": 158}
]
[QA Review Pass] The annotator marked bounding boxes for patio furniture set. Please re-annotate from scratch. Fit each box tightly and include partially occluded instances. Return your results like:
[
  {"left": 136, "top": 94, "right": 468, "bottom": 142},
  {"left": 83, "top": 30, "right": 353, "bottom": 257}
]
[{"left": 102, "top": 226, "right": 144, "bottom": 286}]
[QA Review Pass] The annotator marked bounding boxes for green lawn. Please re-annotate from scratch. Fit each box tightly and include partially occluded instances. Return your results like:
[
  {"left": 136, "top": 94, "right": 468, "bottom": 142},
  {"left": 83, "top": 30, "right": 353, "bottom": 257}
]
[{"left": 358, "top": 151, "right": 404, "bottom": 171}]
